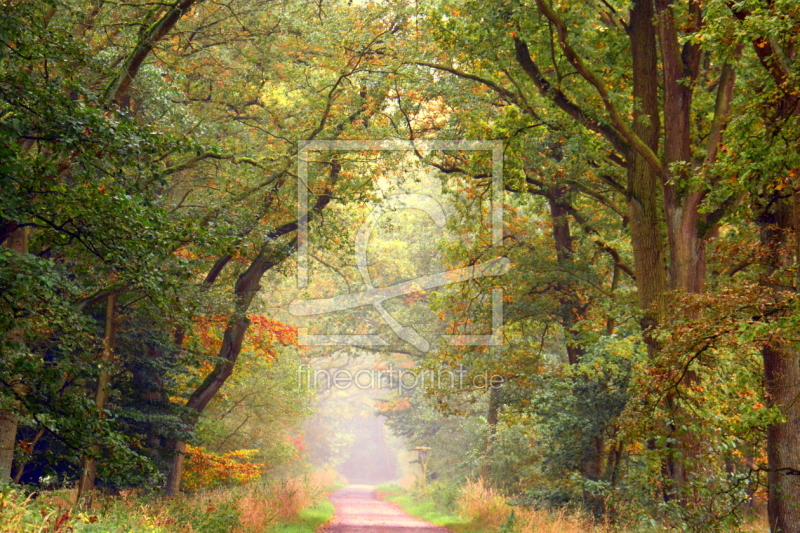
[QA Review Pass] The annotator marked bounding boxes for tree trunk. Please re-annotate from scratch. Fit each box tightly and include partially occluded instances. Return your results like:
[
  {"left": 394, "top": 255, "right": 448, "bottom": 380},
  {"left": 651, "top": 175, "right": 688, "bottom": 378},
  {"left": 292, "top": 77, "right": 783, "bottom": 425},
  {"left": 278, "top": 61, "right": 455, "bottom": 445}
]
[
  {"left": 627, "top": 0, "right": 667, "bottom": 336},
  {"left": 0, "top": 227, "right": 30, "bottom": 480},
  {"left": 0, "top": 411, "right": 17, "bottom": 481},
  {"left": 762, "top": 342, "right": 800, "bottom": 533},
  {"left": 544, "top": 182, "right": 607, "bottom": 513},
  {"left": 78, "top": 292, "right": 118, "bottom": 496},
  {"left": 630, "top": 0, "right": 701, "bottom": 505},
  {"left": 546, "top": 185, "right": 588, "bottom": 366},
  {"left": 165, "top": 440, "right": 187, "bottom": 495},
  {"left": 480, "top": 381, "right": 501, "bottom": 480},
  {"left": 164, "top": 240, "right": 288, "bottom": 495},
  {"left": 754, "top": 193, "right": 800, "bottom": 532},
  {"left": 655, "top": 0, "right": 703, "bottom": 297}
]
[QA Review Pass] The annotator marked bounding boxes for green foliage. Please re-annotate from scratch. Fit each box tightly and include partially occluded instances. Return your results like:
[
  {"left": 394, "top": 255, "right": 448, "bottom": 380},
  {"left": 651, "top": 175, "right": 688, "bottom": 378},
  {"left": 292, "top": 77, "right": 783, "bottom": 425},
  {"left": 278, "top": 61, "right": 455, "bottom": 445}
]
[{"left": 377, "top": 483, "right": 476, "bottom": 532}]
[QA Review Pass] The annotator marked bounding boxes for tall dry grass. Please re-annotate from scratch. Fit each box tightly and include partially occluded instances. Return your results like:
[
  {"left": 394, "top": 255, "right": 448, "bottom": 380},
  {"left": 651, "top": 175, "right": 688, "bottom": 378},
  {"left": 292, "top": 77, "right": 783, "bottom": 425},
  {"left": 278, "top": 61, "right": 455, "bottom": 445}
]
[
  {"left": 456, "top": 478, "right": 608, "bottom": 532},
  {"left": 235, "top": 477, "right": 318, "bottom": 532},
  {"left": 455, "top": 478, "right": 769, "bottom": 533},
  {"left": 513, "top": 507, "right": 610, "bottom": 533},
  {"left": 457, "top": 477, "right": 512, "bottom": 530},
  {"left": 0, "top": 474, "right": 328, "bottom": 533}
]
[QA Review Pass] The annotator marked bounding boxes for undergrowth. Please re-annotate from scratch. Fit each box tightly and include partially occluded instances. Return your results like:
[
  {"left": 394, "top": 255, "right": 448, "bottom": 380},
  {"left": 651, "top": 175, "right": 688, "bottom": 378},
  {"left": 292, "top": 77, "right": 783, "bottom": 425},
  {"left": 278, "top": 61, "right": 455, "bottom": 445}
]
[
  {"left": 0, "top": 474, "right": 335, "bottom": 533},
  {"left": 376, "top": 478, "right": 769, "bottom": 533}
]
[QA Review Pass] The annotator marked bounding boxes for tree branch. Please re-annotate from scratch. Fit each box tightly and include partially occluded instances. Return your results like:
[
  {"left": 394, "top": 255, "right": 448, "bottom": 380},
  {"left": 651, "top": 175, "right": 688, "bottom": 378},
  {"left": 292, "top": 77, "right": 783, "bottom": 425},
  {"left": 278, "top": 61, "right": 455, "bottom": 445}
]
[
  {"left": 513, "top": 38, "right": 629, "bottom": 159},
  {"left": 104, "top": 0, "right": 203, "bottom": 105},
  {"left": 528, "top": 1, "right": 663, "bottom": 174}
]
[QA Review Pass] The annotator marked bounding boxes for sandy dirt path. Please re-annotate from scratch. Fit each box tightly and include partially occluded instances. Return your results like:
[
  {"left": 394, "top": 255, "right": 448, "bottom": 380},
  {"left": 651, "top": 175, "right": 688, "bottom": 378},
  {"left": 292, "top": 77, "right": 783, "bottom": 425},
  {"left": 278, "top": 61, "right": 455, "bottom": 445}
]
[{"left": 321, "top": 485, "right": 453, "bottom": 533}]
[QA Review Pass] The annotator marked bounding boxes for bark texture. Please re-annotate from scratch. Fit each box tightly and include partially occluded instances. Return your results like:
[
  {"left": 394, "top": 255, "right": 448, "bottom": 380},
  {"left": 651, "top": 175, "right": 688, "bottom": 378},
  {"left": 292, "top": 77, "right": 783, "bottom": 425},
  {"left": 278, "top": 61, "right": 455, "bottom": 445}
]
[{"left": 762, "top": 342, "right": 800, "bottom": 533}]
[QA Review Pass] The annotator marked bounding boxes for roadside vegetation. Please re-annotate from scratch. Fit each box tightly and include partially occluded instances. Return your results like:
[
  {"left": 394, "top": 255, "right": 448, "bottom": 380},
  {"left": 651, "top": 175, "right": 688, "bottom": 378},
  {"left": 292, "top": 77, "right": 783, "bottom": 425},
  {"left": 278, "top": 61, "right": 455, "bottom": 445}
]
[
  {"left": 0, "top": 476, "right": 335, "bottom": 533},
  {"left": 378, "top": 479, "right": 769, "bottom": 533}
]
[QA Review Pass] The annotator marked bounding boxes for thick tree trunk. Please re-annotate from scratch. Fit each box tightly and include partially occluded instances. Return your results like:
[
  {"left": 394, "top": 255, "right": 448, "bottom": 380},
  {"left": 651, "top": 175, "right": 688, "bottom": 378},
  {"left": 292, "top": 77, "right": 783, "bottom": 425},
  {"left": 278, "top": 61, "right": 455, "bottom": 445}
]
[
  {"left": 762, "top": 342, "right": 800, "bottom": 533},
  {"left": 630, "top": 0, "right": 701, "bottom": 505},
  {"left": 165, "top": 440, "right": 187, "bottom": 495},
  {"left": 0, "top": 411, "right": 17, "bottom": 481},
  {"left": 0, "top": 227, "right": 30, "bottom": 480},
  {"left": 755, "top": 193, "right": 800, "bottom": 532},
  {"left": 655, "top": 0, "right": 703, "bottom": 296},
  {"left": 627, "top": 0, "right": 667, "bottom": 335}
]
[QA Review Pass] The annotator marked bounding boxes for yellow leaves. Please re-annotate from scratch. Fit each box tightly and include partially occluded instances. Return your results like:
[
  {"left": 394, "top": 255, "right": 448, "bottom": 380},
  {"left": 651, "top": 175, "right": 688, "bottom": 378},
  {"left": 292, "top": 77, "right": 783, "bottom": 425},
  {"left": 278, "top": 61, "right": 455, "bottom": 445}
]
[
  {"left": 259, "top": 81, "right": 305, "bottom": 110},
  {"left": 182, "top": 445, "right": 264, "bottom": 491}
]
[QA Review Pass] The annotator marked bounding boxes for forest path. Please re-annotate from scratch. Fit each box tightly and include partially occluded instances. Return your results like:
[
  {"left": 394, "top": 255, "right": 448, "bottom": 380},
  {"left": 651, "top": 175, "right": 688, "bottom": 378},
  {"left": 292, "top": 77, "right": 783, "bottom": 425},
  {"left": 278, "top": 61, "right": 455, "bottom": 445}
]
[{"left": 321, "top": 485, "right": 452, "bottom": 533}]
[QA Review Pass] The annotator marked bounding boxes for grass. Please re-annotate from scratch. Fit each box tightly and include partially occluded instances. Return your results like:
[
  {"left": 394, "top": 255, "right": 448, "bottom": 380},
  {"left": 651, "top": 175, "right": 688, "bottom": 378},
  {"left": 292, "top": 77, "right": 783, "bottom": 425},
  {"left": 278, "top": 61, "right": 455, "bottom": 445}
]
[
  {"left": 0, "top": 471, "right": 340, "bottom": 533},
  {"left": 376, "top": 480, "right": 771, "bottom": 533},
  {"left": 267, "top": 499, "right": 335, "bottom": 533},
  {"left": 375, "top": 483, "right": 483, "bottom": 533},
  {"left": 376, "top": 481, "right": 616, "bottom": 533}
]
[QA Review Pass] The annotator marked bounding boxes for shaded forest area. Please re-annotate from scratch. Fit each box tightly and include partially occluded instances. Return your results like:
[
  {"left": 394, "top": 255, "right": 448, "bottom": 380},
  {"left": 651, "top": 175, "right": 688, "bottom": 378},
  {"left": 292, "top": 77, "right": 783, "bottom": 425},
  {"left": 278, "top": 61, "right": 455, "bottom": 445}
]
[{"left": 1, "top": 0, "right": 800, "bottom": 532}]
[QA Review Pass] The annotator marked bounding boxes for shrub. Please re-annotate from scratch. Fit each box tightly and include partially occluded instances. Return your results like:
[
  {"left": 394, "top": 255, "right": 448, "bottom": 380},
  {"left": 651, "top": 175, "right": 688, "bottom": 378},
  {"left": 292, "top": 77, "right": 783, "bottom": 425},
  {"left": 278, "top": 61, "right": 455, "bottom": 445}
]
[
  {"left": 182, "top": 446, "right": 264, "bottom": 492},
  {"left": 0, "top": 475, "right": 324, "bottom": 533}
]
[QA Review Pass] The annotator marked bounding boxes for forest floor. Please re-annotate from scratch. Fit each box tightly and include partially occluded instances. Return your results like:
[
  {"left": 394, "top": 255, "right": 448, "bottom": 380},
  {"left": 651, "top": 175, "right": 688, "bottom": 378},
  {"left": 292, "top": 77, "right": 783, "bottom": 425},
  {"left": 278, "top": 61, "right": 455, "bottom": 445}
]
[{"left": 321, "top": 485, "right": 453, "bottom": 533}]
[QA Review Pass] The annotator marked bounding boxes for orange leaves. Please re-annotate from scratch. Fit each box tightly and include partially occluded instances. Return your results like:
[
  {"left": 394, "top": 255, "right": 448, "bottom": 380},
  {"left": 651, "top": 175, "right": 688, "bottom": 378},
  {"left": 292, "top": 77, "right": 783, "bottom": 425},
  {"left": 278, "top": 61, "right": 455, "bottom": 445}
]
[
  {"left": 249, "top": 315, "right": 298, "bottom": 349},
  {"left": 375, "top": 397, "right": 411, "bottom": 412},
  {"left": 191, "top": 315, "right": 297, "bottom": 360},
  {"left": 173, "top": 248, "right": 198, "bottom": 260},
  {"left": 182, "top": 445, "right": 264, "bottom": 491}
]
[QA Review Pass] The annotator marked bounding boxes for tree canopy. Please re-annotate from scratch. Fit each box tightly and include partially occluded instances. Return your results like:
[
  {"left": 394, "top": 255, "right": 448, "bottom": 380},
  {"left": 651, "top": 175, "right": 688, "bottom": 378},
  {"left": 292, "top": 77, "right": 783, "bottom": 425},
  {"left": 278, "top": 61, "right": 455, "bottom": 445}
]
[{"left": 1, "top": 0, "right": 799, "bottom": 531}]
